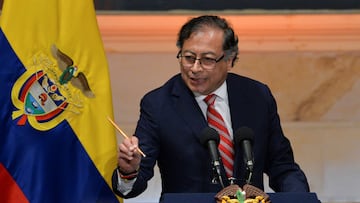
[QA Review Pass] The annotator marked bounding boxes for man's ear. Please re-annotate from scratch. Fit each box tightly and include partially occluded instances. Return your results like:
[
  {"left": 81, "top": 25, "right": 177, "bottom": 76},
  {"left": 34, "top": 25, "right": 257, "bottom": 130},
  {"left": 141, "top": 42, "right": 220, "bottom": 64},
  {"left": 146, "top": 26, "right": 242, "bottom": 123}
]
[{"left": 227, "top": 53, "right": 238, "bottom": 68}]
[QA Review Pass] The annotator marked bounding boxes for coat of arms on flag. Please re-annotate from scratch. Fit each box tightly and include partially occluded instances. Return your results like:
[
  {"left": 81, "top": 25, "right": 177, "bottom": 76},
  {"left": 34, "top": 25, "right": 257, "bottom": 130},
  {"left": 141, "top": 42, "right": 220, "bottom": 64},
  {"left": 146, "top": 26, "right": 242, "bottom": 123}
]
[{"left": 11, "top": 45, "right": 94, "bottom": 130}]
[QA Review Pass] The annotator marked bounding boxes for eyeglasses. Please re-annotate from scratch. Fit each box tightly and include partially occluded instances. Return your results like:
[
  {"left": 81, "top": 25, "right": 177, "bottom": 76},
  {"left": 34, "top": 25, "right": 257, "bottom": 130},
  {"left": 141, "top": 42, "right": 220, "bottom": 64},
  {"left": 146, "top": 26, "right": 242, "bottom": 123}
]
[{"left": 176, "top": 52, "right": 224, "bottom": 70}]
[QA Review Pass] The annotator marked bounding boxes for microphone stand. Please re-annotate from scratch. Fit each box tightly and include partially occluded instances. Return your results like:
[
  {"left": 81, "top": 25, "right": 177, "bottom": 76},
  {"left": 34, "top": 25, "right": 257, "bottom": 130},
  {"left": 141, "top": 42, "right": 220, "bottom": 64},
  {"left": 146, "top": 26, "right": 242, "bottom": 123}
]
[
  {"left": 246, "top": 170, "right": 253, "bottom": 184},
  {"left": 217, "top": 173, "right": 225, "bottom": 189},
  {"left": 245, "top": 161, "right": 254, "bottom": 184},
  {"left": 211, "top": 161, "right": 225, "bottom": 188}
]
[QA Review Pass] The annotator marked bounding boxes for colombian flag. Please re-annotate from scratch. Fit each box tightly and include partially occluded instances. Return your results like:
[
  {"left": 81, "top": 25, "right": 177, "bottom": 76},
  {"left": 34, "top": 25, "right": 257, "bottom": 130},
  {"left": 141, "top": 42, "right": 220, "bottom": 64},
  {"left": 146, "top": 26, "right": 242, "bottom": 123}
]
[{"left": 0, "top": 0, "right": 121, "bottom": 202}]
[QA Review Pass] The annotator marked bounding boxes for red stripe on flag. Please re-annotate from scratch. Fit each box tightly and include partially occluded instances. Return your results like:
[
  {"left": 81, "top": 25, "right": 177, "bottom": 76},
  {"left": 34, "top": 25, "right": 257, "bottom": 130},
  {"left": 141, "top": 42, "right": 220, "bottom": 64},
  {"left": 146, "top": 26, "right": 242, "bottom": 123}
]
[{"left": 0, "top": 163, "right": 29, "bottom": 203}]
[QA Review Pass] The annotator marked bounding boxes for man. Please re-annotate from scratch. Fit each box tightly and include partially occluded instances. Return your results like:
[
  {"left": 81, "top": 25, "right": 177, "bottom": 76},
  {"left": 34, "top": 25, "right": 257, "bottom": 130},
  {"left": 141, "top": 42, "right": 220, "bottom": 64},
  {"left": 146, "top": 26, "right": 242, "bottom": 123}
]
[{"left": 112, "top": 15, "right": 309, "bottom": 200}]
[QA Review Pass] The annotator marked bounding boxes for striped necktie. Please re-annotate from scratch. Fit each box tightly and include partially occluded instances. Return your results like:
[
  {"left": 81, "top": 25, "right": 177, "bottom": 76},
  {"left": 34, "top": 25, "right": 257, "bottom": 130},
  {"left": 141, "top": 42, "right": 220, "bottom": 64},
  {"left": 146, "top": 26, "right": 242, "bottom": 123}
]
[{"left": 204, "top": 94, "right": 234, "bottom": 178}]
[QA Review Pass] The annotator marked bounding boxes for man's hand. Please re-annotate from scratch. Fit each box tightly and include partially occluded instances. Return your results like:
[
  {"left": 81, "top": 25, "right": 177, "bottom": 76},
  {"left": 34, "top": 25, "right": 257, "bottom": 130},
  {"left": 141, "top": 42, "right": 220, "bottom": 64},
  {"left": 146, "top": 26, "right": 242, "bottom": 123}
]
[{"left": 117, "top": 136, "right": 141, "bottom": 174}]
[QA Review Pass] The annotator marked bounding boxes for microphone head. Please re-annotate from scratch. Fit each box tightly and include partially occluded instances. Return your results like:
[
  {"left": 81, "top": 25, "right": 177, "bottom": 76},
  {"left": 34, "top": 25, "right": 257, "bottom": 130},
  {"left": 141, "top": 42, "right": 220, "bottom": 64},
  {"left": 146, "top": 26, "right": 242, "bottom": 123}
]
[
  {"left": 234, "top": 126, "right": 254, "bottom": 146},
  {"left": 199, "top": 127, "right": 220, "bottom": 146}
]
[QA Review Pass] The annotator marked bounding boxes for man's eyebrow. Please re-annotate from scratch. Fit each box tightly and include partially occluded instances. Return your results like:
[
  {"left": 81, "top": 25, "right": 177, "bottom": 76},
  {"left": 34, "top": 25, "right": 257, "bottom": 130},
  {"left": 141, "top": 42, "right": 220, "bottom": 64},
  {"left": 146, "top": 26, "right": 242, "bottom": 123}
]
[{"left": 182, "top": 50, "right": 217, "bottom": 56}]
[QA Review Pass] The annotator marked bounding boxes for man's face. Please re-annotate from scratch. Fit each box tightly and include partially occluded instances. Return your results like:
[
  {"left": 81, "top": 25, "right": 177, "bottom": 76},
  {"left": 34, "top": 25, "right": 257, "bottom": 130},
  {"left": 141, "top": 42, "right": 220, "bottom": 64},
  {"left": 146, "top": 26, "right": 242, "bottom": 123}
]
[{"left": 179, "top": 27, "right": 232, "bottom": 95}]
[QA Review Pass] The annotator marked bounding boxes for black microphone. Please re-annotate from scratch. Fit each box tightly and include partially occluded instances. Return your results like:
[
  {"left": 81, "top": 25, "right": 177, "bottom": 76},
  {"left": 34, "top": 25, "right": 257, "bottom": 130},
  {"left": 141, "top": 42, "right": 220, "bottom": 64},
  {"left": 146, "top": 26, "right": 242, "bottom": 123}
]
[
  {"left": 199, "top": 127, "right": 224, "bottom": 188},
  {"left": 234, "top": 126, "right": 254, "bottom": 184}
]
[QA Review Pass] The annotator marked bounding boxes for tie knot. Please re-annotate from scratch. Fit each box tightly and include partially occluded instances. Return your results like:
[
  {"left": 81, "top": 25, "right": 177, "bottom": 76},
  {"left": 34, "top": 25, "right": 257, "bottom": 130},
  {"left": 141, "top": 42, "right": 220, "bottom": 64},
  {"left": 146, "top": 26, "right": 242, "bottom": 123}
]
[{"left": 204, "top": 94, "right": 216, "bottom": 106}]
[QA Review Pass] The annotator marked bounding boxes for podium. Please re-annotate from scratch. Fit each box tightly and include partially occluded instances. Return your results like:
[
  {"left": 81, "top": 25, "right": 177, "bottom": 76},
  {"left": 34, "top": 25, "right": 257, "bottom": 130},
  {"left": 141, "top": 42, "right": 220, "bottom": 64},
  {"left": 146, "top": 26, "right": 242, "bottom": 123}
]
[{"left": 161, "top": 192, "right": 321, "bottom": 203}]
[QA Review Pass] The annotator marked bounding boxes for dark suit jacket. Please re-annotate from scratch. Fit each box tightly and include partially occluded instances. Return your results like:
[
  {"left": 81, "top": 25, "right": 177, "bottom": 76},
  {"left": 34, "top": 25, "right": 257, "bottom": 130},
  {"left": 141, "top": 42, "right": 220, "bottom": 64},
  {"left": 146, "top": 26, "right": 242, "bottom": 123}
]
[{"left": 112, "top": 73, "right": 309, "bottom": 199}]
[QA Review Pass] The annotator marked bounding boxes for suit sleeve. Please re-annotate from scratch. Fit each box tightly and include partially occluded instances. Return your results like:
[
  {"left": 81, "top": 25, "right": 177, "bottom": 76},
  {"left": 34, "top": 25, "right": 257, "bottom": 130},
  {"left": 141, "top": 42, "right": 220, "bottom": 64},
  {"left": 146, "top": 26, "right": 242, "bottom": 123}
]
[
  {"left": 264, "top": 86, "right": 310, "bottom": 192},
  {"left": 112, "top": 93, "right": 160, "bottom": 198}
]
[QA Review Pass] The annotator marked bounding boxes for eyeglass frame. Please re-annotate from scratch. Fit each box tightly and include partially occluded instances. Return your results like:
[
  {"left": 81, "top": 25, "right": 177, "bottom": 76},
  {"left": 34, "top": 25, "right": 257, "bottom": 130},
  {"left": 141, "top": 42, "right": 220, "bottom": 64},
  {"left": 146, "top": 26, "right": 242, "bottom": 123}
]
[{"left": 176, "top": 51, "right": 225, "bottom": 70}]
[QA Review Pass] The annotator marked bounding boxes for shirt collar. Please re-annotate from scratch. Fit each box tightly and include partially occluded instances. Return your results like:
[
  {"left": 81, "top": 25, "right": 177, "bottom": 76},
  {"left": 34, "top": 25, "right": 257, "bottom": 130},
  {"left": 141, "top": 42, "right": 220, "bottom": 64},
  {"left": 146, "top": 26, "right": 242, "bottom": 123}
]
[{"left": 194, "top": 81, "right": 228, "bottom": 102}]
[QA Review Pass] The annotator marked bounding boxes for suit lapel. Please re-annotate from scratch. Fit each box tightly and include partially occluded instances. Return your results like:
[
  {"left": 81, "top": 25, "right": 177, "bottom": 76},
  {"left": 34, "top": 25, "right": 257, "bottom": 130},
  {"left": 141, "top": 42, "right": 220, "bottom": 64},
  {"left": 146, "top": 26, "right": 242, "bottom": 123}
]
[
  {"left": 171, "top": 76, "right": 208, "bottom": 141},
  {"left": 227, "top": 74, "right": 248, "bottom": 132},
  {"left": 227, "top": 74, "right": 249, "bottom": 180}
]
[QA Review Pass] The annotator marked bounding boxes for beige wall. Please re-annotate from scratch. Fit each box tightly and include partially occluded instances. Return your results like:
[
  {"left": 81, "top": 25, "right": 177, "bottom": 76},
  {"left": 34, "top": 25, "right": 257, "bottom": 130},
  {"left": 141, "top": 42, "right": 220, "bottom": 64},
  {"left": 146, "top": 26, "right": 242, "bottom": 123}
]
[{"left": 99, "top": 14, "right": 360, "bottom": 203}]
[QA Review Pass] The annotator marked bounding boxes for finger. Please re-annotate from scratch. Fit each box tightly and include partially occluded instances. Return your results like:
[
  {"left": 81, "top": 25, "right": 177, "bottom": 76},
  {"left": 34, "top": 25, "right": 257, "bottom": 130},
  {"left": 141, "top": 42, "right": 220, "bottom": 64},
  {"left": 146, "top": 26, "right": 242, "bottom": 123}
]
[{"left": 123, "top": 137, "right": 138, "bottom": 151}]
